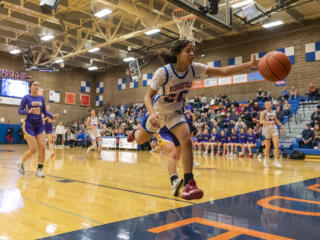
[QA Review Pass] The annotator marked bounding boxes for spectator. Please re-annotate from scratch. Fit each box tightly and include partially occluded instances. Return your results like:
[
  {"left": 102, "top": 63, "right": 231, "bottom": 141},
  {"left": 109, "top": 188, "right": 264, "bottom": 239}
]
[
  {"left": 7, "top": 125, "right": 14, "bottom": 144},
  {"left": 276, "top": 106, "right": 284, "bottom": 123},
  {"left": 313, "top": 124, "right": 320, "bottom": 148},
  {"left": 253, "top": 123, "right": 263, "bottom": 140},
  {"left": 311, "top": 108, "right": 320, "bottom": 126},
  {"left": 299, "top": 124, "right": 314, "bottom": 148},
  {"left": 281, "top": 87, "right": 289, "bottom": 100},
  {"left": 283, "top": 100, "right": 291, "bottom": 116},
  {"left": 255, "top": 88, "right": 263, "bottom": 102},
  {"left": 306, "top": 83, "right": 319, "bottom": 101},
  {"left": 55, "top": 121, "right": 64, "bottom": 146},
  {"left": 235, "top": 117, "right": 246, "bottom": 132},
  {"left": 289, "top": 86, "right": 298, "bottom": 100}
]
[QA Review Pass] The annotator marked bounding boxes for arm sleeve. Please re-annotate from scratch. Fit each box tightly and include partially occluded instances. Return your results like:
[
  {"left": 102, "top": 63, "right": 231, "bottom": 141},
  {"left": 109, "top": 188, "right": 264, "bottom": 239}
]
[
  {"left": 42, "top": 98, "right": 53, "bottom": 119},
  {"left": 150, "top": 67, "right": 167, "bottom": 91},
  {"left": 18, "top": 96, "right": 28, "bottom": 115},
  {"left": 192, "top": 62, "right": 209, "bottom": 77}
]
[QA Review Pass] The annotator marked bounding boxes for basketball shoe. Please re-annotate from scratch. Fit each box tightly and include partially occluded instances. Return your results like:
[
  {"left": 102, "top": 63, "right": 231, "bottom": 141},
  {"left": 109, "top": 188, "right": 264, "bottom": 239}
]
[
  {"left": 36, "top": 169, "right": 45, "bottom": 178},
  {"left": 172, "top": 178, "right": 184, "bottom": 197},
  {"left": 17, "top": 161, "right": 25, "bottom": 175},
  {"left": 180, "top": 179, "right": 203, "bottom": 200}
]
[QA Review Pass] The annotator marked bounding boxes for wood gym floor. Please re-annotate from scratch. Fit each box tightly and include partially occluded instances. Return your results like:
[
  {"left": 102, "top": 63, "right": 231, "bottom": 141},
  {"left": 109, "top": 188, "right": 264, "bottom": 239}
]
[{"left": 0, "top": 145, "right": 319, "bottom": 240}]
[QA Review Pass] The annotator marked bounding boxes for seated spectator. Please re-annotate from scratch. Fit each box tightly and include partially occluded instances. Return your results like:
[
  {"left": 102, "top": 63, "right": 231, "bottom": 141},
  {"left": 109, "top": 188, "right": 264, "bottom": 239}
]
[
  {"left": 235, "top": 117, "right": 246, "bottom": 132},
  {"left": 228, "top": 128, "right": 238, "bottom": 156},
  {"left": 306, "top": 83, "right": 319, "bottom": 101},
  {"left": 202, "top": 129, "right": 211, "bottom": 155},
  {"left": 241, "top": 110, "right": 254, "bottom": 128},
  {"left": 237, "top": 128, "right": 247, "bottom": 157},
  {"left": 209, "top": 128, "right": 218, "bottom": 155},
  {"left": 246, "top": 128, "right": 257, "bottom": 158},
  {"left": 281, "top": 87, "right": 289, "bottom": 100},
  {"left": 311, "top": 108, "right": 320, "bottom": 126},
  {"left": 262, "top": 90, "right": 271, "bottom": 102},
  {"left": 299, "top": 124, "right": 314, "bottom": 149},
  {"left": 313, "top": 124, "right": 320, "bottom": 148},
  {"left": 276, "top": 106, "right": 284, "bottom": 123},
  {"left": 253, "top": 123, "right": 263, "bottom": 140},
  {"left": 289, "top": 86, "right": 298, "bottom": 100},
  {"left": 255, "top": 88, "right": 264, "bottom": 102},
  {"left": 193, "top": 129, "right": 203, "bottom": 154},
  {"left": 7, "top": 125, "right": 14, "bottom": 144},
  {"left": 317, "top": 102, "right": 320, "bottom": 111},
  {"left": 218, "top": 130, "right": 228, "bottom": 156},
  {"left": 283, "top": 100, "right": 291, "bottom": 116},
  {"left": 77, "top": 130, "right": 86, "bottom": 147}
]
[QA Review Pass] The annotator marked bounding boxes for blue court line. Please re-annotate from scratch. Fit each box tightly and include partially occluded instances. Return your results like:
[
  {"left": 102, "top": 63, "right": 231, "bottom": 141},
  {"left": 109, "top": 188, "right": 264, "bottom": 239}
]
[{"left": 4, "top": 166, "right": 195, "bottom": 205}]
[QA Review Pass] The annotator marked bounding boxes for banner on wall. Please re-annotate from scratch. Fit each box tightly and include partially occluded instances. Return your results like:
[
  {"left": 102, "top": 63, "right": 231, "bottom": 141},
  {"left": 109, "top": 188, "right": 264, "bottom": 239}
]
[
  {"left": 80, "top": 94, "right": 90, "bottom": 106},
  {"left": 49, "top": 90, "right": 60, "bottom": 103},
  {"left": 65, "top": 92, "right": 75, "bottom": 105},
  {"left": 233, "top": 74, "right": 247, "bottom": 84},
  {"left": 218, "top": 76, "right": 232, "bottom": 86},
  {"left": 248, "top": 72, "right": 264, "bottom": 82},
  {"left": 0, "top": 70, "right": 30, "bottom": 79},
  {"left": 204, "top": 78, "right": 218, "bottom": 88},
  {"left": 275, "top": 79, "right": 286, "bottom": 87},
  {"left": 191, "top": 80, "right": 205, "bottom": 89}
]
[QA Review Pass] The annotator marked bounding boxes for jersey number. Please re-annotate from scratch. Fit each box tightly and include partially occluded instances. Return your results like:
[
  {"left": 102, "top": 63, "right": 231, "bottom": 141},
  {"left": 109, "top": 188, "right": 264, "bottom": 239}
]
[
  {"left": 34, "top": 107, "right": 41, "bottom": 115},
  {"left": 164, "top": 90, "right": 189, "bottom": 103}
]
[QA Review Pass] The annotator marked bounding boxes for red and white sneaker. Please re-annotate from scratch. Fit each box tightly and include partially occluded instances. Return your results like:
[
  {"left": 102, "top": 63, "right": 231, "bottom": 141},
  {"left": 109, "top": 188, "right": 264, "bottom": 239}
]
[
  {"left": 180, "top": 179, "right": 203, "bottom": 200},
  {"left": 127, "top": 131, "right": 135, "bottom": 142}
]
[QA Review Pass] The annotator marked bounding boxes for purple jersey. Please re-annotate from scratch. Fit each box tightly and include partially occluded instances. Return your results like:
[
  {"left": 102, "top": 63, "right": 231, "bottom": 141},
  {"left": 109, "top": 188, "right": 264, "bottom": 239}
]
[
  {"left": 238, "top": 133, "right": 247, "bottom": 144},
  {"left": 230, "top": 134, "right": 239, "bottom": 143},
  {"left": 196, "top": 133, "right": 203, "bottom": 143},
  {"left": 202, "top": 134, "right": 211, "bottom": 142},
  {"left": 210, "top": 133, "right": 218, "bottom": 142},
  {"left": 247, "top": 133, "right": 257, "bottom": 144},
  {"left": 219, "top": 134, "right": 228, "bottom": 143},
  {"left": 18, "top": 94, "right": 52, "bottom": 122}
]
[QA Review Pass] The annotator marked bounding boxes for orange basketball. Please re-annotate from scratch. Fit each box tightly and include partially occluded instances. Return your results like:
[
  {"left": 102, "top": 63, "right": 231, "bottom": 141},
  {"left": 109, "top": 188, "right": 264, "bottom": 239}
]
[{"left": 259, "top": 51, "right": 291, "bottom": 82}]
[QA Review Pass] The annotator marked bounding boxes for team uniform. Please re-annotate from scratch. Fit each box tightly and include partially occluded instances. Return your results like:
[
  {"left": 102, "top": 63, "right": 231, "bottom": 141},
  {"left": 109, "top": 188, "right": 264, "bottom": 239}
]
[
  {"left": 230, "top": 133, "right": 239, "bottom": 144},
  {"left": 156, "top": 126, "right": 180, "bottom": 148},
  {"left": 238, "top": 133, "right": 247, "bottom": 145},
  {"left": 262, "top": 110, "right": 278, "bottom": 139},
  {"left": 142, "top": 62, "right": 208, "bottom": 133},
  {"left": 18, "top": 94, "right": 52, "bottom": 137},
  {"left": 247, "top": 133, "right": 257, "bottom": 144},
  {"left": 87, "top": 117, "right": 101, "bottom": 140}
]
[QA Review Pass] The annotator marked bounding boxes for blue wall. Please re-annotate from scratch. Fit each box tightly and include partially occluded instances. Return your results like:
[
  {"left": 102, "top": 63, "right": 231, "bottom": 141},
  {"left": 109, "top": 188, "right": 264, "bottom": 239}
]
[{"left": 0, "top": 123, "right": 24, "bottom": 144}]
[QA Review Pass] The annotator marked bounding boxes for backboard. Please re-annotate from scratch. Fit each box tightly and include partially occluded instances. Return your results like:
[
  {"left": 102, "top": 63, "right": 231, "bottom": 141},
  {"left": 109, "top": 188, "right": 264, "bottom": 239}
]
[
  {"left": 167, "top": 0, "right": 232, "bottom": 31},
  {"left": 128, "top": 58, "right": 141, "bottom": 80}
]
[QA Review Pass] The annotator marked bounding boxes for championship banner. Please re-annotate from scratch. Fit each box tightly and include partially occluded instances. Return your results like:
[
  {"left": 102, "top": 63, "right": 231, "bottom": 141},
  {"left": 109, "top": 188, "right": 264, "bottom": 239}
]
[
  {"left": 204, "top": 78, "right": 218, "bottom": 88},
  {"left": 191, "top": 80, "right": 205, "bottom": 89},
  {"left": 233, "top": 74, "right": 248, "bottom": 84},
  {"left": 80, "top": 94, "right": 90, "bottom": 106},
  {"left": 49, "top": 90, "right": 60, "bottom": 103},
  {"left": 65, "top": 92, "right": 75, "bottom": 105},
  {"left": 275, "top": 79, "right": 286, "bottom": 87},
  {"left": 218, "top": 76, "right": 232, "bottom": 86}
]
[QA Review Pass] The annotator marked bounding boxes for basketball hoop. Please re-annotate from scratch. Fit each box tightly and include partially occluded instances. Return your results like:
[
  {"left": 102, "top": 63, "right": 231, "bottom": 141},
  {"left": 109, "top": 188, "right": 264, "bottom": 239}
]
[{"left": 172, "top": 8, "right": 197, "bottom": 41}]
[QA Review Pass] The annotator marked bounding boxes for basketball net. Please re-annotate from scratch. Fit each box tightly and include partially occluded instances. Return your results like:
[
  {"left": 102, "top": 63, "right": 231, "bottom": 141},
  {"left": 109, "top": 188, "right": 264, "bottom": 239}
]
[{"left": 172, "top": 8, "right": 197, "bottom": 42}]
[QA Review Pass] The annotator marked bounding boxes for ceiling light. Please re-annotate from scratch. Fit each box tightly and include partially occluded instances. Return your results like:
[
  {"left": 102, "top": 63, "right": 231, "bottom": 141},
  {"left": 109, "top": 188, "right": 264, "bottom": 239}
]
[
  {"left": 231, "top": 0, "right": 254, "bottom": 8},
  {"left": 262, "top": 20, "right": 283, "bottom": 28},
  {"left": 41, "top": 35, "right": 54, "bottom": 41},
  {"left": 88, "top": 66, "right": 98, "bottom": 71},
  {"left": 10, "top": 49, "right": 21, "bottom": 54},
  {"left": 123, "top": 57, "right": 135, "bottom": 62},
  {"left": 94, "top": 8, "right": 112, "bottom": 18},
  {"left": 88, "top": 48, "right": 100, "bottom": 53},
  {"left": 54, "top": 59, "right": 64, "bottom": 64},
  {"left": 145, "top": 28, "right": 161, "bottom": 35}
]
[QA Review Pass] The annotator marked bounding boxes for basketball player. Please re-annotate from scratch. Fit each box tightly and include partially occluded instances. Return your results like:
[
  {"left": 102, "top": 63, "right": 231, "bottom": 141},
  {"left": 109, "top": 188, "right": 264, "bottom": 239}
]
[
  {"left": 42, "top": 105, "right": 55, "bottom": 159},
  {"left": 127, "top": 39, "right": 259, "bottom": 200},
  {"left": 18, "top": 80, "right": 58, "bottom": 177},
  {"left": 260, "top": 102, "right": 284, "bottom": 168},
  {"left": 86, "top": 109, "right": 104, "bottom": 158}
]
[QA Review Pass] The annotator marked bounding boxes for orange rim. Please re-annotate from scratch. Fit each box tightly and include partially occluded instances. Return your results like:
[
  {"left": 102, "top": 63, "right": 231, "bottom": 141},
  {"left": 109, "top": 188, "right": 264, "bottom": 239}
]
[{"left": 172, "top": 8, "right": 197, "bottom": 20}]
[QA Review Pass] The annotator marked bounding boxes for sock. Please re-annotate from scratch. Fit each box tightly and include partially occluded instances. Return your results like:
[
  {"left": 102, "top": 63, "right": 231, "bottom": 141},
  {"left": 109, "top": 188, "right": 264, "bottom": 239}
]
[
  {"left": 170, "top": 174, "right": 178, "bottom": 185},
  {"left": 37, "top": 163, "right": 44, "bottom": 170},
  {"left": 184, "top": 173, "right": 193, "bottom": 186}
]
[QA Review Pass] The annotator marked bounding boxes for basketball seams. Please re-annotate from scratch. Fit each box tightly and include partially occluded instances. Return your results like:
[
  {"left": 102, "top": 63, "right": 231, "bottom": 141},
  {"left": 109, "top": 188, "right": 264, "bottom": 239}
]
[
  {"left": 270, "top": 52, "right": 290, "bottom": 74},
  {"left": 265, "top": 54, "right": 280, "bottom": 81}
]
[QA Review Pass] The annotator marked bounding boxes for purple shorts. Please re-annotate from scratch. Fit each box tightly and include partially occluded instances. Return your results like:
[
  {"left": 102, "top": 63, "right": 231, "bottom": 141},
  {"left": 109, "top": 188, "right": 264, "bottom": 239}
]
[
  {"left": 24, "top": 120, "right": 45, "bottom": 137},
  {"left": 45, "top": 123, "right": 53, "bottom": 134}
]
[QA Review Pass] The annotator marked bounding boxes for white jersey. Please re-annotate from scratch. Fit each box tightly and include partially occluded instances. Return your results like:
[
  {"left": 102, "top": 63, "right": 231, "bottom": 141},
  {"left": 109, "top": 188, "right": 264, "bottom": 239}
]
[
  {"left": 150, "top": 62, "right": 208, "bottom": 115},
  {"left": 262, "top": 110, "right": 278, "bottom": 139},
  {"left": 89, "top": 117, "right": 98, "bottom": 127}
]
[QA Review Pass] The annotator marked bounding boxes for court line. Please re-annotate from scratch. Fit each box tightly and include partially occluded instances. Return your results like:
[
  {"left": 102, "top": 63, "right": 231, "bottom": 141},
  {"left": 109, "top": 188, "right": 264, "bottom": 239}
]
[
  {"left": 23, "top": 196, "right": 103, "bottom": 224},
  {"left": 4, "top": 166, "right": 195, "bottom": 205}
]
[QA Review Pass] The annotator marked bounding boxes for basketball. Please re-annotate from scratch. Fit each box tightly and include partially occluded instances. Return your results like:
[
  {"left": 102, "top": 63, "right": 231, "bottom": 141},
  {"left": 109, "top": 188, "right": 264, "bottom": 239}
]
[{"left": 259, "top": 51, "right": 291, "bottom": 82}]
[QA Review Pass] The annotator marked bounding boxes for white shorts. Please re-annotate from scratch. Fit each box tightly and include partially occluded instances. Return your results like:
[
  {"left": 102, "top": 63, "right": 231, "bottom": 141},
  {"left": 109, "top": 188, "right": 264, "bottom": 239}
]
[
  {"left": 263, "top": 126, "right": 278, "bottom": 140},
  {"left": 88, "top": 129, "right": 101, "bottom": 140},
  {"left": 141, "top": 113, "right": 187, "bottom": 134}
]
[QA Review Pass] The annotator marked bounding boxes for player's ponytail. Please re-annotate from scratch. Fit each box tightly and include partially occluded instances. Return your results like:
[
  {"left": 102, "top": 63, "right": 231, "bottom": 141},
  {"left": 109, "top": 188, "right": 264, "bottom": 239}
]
[{"left": 160, "top": 39, "right": 192, "bottom": 64}]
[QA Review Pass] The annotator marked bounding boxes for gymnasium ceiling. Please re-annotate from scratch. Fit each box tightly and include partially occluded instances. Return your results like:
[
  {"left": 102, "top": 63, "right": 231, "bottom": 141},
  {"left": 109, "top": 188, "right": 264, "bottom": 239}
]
[{"left": 0, "top": 0, "right": 320, "bottom": 71}]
